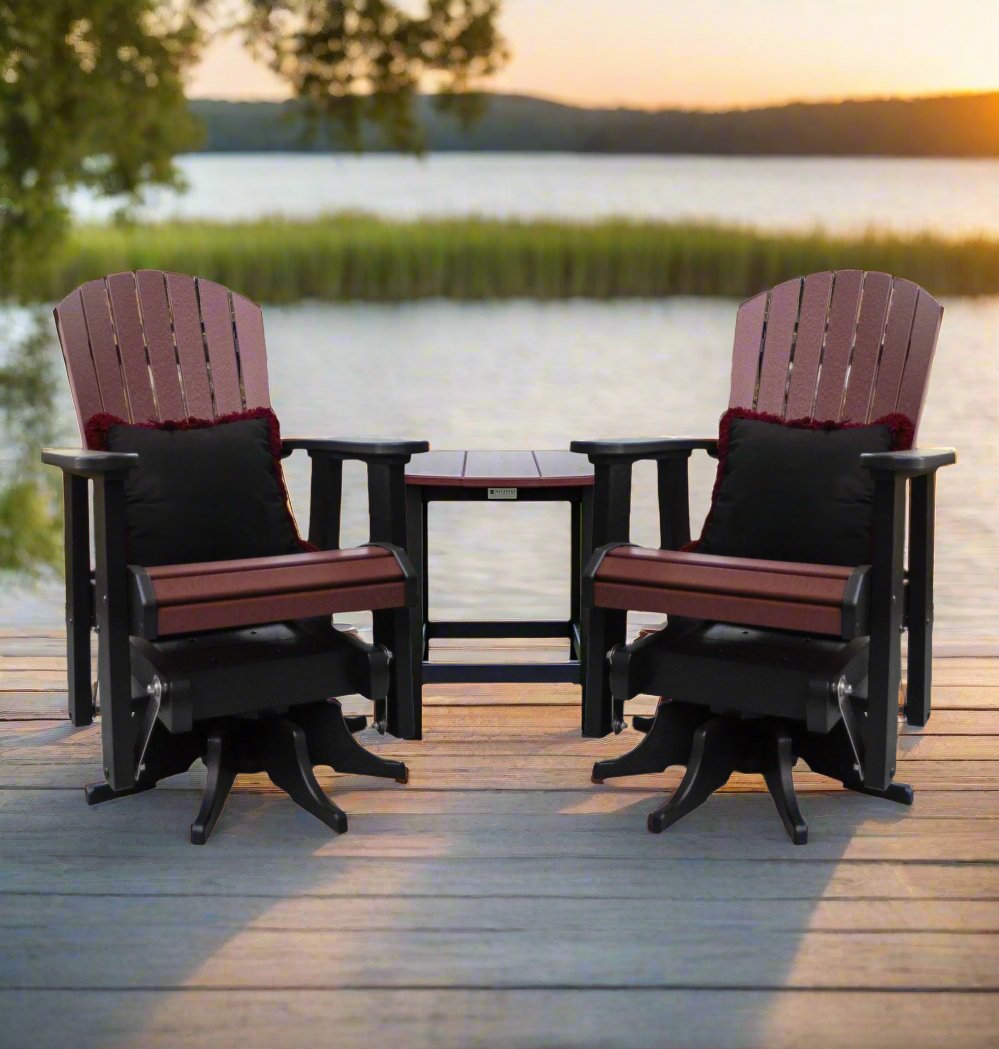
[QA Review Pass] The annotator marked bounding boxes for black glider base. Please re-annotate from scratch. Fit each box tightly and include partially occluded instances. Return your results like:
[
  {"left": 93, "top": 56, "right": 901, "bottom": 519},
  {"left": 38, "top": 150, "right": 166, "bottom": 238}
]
[
  {"left": 84, "top": 698, "right": 407, "bottom": 844},
  {"left": 592, "top": 698, "right": 912, "bottom": 844}
]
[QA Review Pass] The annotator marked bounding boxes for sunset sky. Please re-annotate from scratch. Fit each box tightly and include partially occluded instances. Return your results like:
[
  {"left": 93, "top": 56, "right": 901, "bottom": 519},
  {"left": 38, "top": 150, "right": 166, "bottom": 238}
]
[{"left": 187, "top": 0, "right": 999, "bottom": 109}]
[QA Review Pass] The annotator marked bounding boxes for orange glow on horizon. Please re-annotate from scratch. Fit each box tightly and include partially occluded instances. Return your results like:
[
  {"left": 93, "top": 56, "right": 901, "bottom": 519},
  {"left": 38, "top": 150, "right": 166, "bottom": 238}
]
[{"left": 187, "top": 1, "right": 999, "bottom": 110}]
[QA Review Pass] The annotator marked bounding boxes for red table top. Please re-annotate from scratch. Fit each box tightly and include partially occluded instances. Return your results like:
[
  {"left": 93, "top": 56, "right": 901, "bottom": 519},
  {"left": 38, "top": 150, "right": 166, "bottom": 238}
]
[{"left": 406, "top": 450, "right": 594, "bottom": 488}]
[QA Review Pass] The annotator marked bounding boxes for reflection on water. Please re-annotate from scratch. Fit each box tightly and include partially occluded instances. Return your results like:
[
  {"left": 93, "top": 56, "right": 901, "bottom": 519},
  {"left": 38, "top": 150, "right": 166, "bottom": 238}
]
[
  {"left": 3, "top": 297, "right": 997, "bottom": 644},
  {"left": 70, "top": 153, "right": 999, "bottom": 237}
]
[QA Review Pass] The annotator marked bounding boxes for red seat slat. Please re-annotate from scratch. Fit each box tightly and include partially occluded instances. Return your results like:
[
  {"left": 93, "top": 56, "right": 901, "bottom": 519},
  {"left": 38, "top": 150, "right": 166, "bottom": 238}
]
[{"left": 594, "top": 545, "right": 861, "bottom": 638}]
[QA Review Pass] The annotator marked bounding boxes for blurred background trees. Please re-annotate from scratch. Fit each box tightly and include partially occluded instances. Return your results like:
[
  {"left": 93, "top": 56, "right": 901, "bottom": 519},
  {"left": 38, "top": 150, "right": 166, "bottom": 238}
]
[{"left": 0, "top": 0, "right": 505, "bottom": 572}]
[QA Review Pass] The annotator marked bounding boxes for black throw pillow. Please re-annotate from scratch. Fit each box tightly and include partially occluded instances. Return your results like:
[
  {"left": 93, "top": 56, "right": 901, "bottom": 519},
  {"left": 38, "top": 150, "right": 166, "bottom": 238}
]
[
  {"left": 86, "top": 408, "right": 307, "bottom": 567},
  {"left": 695, "top": 408, "right": 914, "bottom": 567}
]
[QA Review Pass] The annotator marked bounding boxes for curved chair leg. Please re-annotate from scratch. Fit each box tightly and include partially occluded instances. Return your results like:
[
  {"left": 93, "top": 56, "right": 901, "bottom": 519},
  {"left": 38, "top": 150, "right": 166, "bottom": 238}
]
[
  {"left": 258, "top": 718, "right": 348, "bottom": 835},
  {"left": 795, "top": 723, "right": 914, "bottom": 806},
  {"left": 762, "top": 732, "right": 808, "bottom": 845},
  {"left": 190, "top": 730, "right": 238, "bottom": 845},
  {"left": 86, "top": 723, "right": 203, "bottom": 806},
  {"left": 647, "top": 717, "right": 740, "bottom": 834},
  {"left": 292, "top": 699, "right": 409, "bottom": 783},
  {"left": 593, "top": 699, "right": 708, "bottom": 783}
]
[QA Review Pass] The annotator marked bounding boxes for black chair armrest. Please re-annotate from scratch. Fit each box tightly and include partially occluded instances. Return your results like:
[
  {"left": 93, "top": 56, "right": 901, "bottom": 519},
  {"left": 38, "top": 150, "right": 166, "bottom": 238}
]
[
  {"left": 861, "top": 448, "right": 956, "bottom": 476},
  {"left": 282, "top": 438, "right": 429, "bottom": 462},
  {"left": 43, "top": 448, "right": 136, "bottom": 790},
  {"left": 42, "top": 448, "right": 138, "bottom": 477},
  {"left": 282, "top": 438, "right": 430, "bottom": 549},
  {"left": 570, "top": 437, "right": 718, "bottom": 461}
]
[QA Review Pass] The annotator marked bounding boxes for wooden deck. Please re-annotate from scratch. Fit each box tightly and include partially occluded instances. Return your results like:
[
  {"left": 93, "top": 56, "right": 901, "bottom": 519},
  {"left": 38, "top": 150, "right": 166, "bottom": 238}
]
[{"left": 2, "top": 631, "right": 998, "bottom": 1049}]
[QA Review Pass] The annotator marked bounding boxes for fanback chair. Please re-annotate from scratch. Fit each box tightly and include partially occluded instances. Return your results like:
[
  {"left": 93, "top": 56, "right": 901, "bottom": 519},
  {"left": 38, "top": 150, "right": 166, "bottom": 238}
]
[
  {"left": 45, "top": 270, "right": 427, "bottom": 843},
  {"left": 573, "top": 270, "right": 955, "bottom": 843}
]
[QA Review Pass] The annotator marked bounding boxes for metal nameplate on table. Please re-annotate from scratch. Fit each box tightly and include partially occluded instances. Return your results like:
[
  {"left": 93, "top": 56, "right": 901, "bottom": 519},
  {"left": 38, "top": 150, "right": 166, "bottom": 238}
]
[{"left": 488, "top": 487, "right": 518, "bottom": 500}]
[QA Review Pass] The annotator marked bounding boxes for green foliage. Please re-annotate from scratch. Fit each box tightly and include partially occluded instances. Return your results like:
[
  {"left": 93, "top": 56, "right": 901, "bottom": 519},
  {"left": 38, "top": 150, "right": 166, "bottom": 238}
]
[
  {"left": 243, "top": 0, "right": 507, "bottom": 152},
  {"left": 0, "top": 0, "right": 204, "bottom": 294},
  {"left": 41, "top": 215, "right": 999, "bottom": 302},
  {"left": 0, "top": 313, "right": 63, "bottom": 574}
]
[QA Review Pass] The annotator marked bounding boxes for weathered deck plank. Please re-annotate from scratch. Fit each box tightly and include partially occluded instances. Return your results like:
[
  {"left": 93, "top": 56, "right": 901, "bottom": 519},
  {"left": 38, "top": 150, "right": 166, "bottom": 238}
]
[{"left": 0, "top": 633, "right": 996, "bottom": 1049}]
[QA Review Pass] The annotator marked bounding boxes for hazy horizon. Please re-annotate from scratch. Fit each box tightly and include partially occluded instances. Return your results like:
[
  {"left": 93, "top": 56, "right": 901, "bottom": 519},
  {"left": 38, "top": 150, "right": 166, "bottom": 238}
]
[{"left": 186, "top": 85, "right": 999, "bottom": 115}]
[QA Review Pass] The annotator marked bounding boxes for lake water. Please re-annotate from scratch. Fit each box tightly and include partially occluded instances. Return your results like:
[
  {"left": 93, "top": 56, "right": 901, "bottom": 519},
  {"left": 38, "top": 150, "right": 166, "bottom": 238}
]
[
  {"left": 70, "top": 153, "right": 999, "bottom": 236},
  {"left": 6, "top": 296, "right": 997, "bottom": 647}
]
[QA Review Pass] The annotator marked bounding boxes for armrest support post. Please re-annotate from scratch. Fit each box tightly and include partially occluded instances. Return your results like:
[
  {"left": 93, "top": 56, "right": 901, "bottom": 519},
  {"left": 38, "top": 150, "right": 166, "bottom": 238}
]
[
  {"left": 572, "top": 438, "right": 714, "bottom": 554},
  {"left": 283, "top": 439, "right": 429, "bottom": 551},
  {"left": 63, "top": 474, "right": 93, "bottom": 726},
  {"left": 367, "top": 458, "right": 410, "bottom": 548},
  {"left": 657, "top": 453, "right": 693, "bottom": 550},
  {"left": 865, "top": 472, "right": 907, "bottom": 792},
  {"left": 906, "top": 473, "right": 936, "bottom": 727},
  {"left": 91, "top": 473, "right": 136, "bottom": 791},
  {"left": 590, "top": 460, "right": 633, "bottom": 548},
  {"left": 306, "top": 455, "right": 343, "bottom": 550}
]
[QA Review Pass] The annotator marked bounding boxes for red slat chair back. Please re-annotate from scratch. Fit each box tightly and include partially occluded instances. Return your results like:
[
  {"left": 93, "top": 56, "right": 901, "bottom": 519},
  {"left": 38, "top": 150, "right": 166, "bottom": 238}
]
[
  {"left": 729, "top": 270, "right": 943, "bottom": 435},
  {"left": 53, "top": 270, "right": 271, "bottom": 443}
]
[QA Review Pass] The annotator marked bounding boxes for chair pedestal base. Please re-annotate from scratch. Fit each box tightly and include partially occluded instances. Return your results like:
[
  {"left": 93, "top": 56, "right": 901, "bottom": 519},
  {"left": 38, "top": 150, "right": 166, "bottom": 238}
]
[
  {"left": 85, "top": 699, "right": 407, "bottom": 844},
  {"left": 593, "top": 699, "right": 912, "bottom": 844}
]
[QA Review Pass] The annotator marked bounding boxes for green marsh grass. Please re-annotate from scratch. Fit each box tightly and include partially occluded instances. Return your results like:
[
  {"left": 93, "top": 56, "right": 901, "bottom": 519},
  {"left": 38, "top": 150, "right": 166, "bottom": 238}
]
[{"left": 38, "top": 215, "right": 999, "bottom": 302}]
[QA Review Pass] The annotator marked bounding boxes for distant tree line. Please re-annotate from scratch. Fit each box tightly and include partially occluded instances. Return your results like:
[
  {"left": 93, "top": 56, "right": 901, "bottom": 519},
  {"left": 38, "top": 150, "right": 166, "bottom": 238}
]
[{"left": 191, "top": 91, "right": 999, "bottom": 156}]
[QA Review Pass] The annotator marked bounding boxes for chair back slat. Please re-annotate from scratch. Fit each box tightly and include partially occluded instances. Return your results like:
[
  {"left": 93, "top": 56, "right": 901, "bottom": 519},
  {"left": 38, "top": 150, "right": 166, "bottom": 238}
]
[
  {"left": 784, "top": 271, "right": 834, "bottom": 418},
  {"left": 198, "top": 278, "right": 244, "bottom": 414},
  {"left": 755, "top": 278, "right": 802, "bottom": 415},
  {"left": 729, "top": 290, "right": 767, "bottom": 410},
  {"left": 232, "top": 292, "right": 271, "bottom": 408},
  {"left": 164, "top": 272, "right": 215, "bottom": 419},
  {"left": 105, "top": 273, "right": 157, "bottom": 423},
  {"left": 54, "top": 289, "right": 104, "bottom": 428},
  {"left": 896, "top": 289, "right": 943, "bottom": 423},
  {"left": 868, "top": 278, "right": 920, "bottom": 420},
  {"left": 135, "top": 270, "right": 187, "bottom": 420},
  {"left": 728, "top": 269, "right": 942, "bottom": 435},
  {"left": 79, "top": 281, "right": 130, "bottom": 420},
  {"left": 840, "top": 272, "right": 893, "bottom": 422},
  {"left": 54, "top": 271, "right": 272, "bottom": 445},
  {"left": 811, "top": 269, "right": 865, "bottom": 420}
]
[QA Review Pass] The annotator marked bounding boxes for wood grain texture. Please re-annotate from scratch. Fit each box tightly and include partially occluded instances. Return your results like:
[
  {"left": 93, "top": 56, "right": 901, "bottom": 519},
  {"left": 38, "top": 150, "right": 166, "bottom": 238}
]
[
  {"left": 729, "top": 290, "right": 768, "bottom": 409},
  {"left": 755, "top": 278, "right": 802, "bottom": 415},
  {"left": 0, "top": 633, "right": 995, "bottom": 1049},
  {"left": 135, "top": 269, "right": 187, "bottom": 420},
  {"left": 105, "top": 272, "right": 157, "bottom": 423},
  {"left": 812, "top": 269, "right": 864, "bottom": 421}
]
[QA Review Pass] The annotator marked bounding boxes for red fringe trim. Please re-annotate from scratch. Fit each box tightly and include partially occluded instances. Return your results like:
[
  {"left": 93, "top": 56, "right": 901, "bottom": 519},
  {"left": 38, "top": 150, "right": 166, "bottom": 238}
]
[
  {"left": 686, "top": 408, "right": 915, "bottom": 552},
  {"left": 85, "top": 407, "right": 314, "bottom": 552}
]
